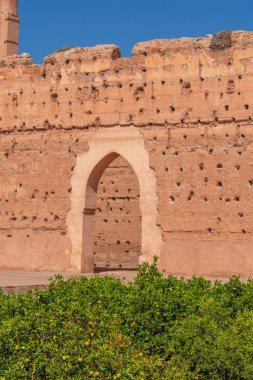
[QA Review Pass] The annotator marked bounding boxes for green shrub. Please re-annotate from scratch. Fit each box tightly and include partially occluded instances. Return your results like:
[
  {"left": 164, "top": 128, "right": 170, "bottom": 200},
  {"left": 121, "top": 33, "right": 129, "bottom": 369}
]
[{"left": 1, "top": 260, "right": 253, "bottom": 379}]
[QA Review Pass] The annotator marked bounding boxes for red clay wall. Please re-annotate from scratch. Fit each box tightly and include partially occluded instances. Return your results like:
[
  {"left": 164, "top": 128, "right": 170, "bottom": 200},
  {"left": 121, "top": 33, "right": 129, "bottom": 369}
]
[
  {"left": 0, "top": 31, "right": 253, "bottom": 276},
  {"left": 94, "top": 156, "right": 141, "bottom": 270}
]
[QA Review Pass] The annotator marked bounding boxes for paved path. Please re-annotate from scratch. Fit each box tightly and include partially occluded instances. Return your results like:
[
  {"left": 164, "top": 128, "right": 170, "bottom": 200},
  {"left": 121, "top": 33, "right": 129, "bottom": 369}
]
[
  {"left": 0, "top": 270, "right": 249, "bottom": 293},
  {"left": 0, "top": 270, "right": 137, "bottom": 292}
]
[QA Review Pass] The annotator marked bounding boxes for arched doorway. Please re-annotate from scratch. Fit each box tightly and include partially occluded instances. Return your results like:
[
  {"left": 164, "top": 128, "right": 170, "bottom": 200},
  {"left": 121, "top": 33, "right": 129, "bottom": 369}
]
[
  {"left": 83, "top": 154, "right": 141, "bottom": 272},
  {"left": 67, "top": 126, "right": 162, "bottom": 273}
]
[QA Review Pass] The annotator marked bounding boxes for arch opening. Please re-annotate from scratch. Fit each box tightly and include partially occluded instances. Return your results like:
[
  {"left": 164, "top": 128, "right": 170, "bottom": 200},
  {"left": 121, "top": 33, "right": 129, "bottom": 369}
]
[
  {"left": 82, "top": 153, "right": 141, "bottom": 273},
  {"left": 67, "top": 126, "right": 162, "bottom": 274}
]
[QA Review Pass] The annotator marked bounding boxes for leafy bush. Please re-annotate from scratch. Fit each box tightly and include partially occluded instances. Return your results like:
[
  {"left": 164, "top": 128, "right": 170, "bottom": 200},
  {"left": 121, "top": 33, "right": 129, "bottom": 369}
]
[{"left": 1, "top": 260, "right": 253, "bottom": 379}]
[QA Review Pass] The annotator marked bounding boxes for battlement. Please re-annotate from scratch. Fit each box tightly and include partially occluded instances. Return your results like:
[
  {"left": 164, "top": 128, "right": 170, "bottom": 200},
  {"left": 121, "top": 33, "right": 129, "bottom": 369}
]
[
  {"left": 132, "top": 31, "right": 253, "bottom": 55},
  {"left": 0, "top": 30, "right": 253, "bottom": 132},
  {"left": 44, "top": 30, "right": 253, "bottom": 63},
  {"left": 1, "top": 30, "right": 253, "bottom": 68}
]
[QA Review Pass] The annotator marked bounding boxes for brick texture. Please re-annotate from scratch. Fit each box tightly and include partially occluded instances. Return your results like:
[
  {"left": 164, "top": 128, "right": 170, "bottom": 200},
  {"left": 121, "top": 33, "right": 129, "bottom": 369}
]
[{"left": 1, "top": 31, "right": 253, "bottom": 276}]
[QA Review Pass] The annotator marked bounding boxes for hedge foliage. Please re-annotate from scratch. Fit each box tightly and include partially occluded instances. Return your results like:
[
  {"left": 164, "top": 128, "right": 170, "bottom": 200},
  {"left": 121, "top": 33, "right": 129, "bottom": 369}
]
[{"left": 1, "top": 260, "right": 253, "bottom": 379}]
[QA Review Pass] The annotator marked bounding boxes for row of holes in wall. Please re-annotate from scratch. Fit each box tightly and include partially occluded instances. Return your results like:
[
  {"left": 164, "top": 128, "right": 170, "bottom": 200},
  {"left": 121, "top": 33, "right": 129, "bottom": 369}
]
[{"left": 1, "top": 75, "right": 250, "bottom": 119}]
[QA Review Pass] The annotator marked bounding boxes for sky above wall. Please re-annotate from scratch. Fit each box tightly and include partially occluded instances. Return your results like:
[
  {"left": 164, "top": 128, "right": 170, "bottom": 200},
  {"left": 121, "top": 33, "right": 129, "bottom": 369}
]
[{"left": 19, "top": 0, "right": 253, "bottom": 63}]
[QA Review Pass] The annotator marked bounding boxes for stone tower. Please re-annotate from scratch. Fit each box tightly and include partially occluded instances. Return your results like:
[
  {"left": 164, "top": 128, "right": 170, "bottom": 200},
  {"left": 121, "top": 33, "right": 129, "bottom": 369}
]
[{"left": 0, "top": 0, "right": 19, "bottom": 56}]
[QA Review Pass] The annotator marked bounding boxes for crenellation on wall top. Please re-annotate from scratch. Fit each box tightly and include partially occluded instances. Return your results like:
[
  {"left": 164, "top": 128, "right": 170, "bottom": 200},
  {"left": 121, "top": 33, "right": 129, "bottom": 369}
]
[
  {"left": 40, "top": 31, "right": 253, "bottom": 67},
  {"left": 2, "top": 30, "right": 253, "bottom": 133},
  {"left": 0, "top": 53, "right": 34, "bottom": 68},
  {"left": 132, "top": 31, "right": 253, "bottom": 57},
  {"left": 44, "top": 44, "right": 121, "bottom": 65},
  {"left": 132, "top": 36, "right": 211, "bottom": 57},
  {"left": 2, "top": 30, "right": 253, "bottom": 71}
]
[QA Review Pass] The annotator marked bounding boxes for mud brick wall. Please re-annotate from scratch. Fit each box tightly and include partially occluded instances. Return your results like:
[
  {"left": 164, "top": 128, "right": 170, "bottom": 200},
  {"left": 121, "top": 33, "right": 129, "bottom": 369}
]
[
  {"left": 94, "top": 156, "right": 141, "bottom": 269},
  {"left": 0, "top": 131, "right": 88, "bottom": 270},
  {"left": 145, "top": 124, "right": 253, "bottom": 276},
  {"left": 0, "top": 30, "right": 253, "bottom": 276}
]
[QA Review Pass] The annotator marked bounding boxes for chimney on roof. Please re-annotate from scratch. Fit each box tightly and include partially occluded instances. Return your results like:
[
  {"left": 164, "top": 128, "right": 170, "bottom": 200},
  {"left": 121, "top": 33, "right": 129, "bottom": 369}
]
[{"left": 0, "top": 0, "right": 19, "bottom": 56}]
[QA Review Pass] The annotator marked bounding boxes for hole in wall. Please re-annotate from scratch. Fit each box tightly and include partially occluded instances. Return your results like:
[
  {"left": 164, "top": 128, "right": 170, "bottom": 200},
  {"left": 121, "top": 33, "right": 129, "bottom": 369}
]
[
  {"left": 187, "top": 191, "right": 194, "bottom": 201},
  {"left": 181, "top": 81, "right": 192, "bottom": 95},
  {"left": 226, "top": 79, "right": 235, "bottom": 94}
]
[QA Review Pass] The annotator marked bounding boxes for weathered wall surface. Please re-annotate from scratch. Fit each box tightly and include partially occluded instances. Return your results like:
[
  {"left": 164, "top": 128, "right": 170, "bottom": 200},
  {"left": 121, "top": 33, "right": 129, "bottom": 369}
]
[
  {"left": 94, "top": 156, "right": 141, "bottom": 270},
  {"left": 1, "top": 31, "right": 253, "bottom": 276},
  {"left": 0, "top": 131, "right": 86, "bottom": 270}
]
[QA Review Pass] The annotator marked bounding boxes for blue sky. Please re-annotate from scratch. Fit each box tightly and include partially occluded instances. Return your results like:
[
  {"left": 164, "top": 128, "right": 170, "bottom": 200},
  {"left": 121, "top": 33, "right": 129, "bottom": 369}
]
[{"left": 19, "top": 0, "right": 253, "bottom": 63}]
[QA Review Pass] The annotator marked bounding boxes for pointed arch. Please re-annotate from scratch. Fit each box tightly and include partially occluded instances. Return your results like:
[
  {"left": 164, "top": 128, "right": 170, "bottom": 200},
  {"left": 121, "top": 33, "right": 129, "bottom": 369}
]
[
  {"left": 66, "top": 126, "right": 162, "bottom": 273},
  {"left": 83, "top": 152, "right": 141, "bottom": 272},
  {"left": 85, "top": 152, "right": 120, "bottom": 210}
]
